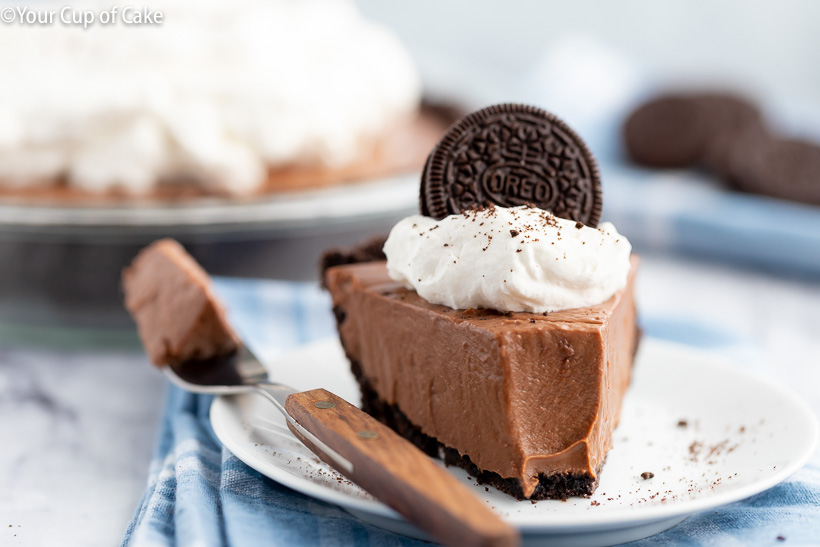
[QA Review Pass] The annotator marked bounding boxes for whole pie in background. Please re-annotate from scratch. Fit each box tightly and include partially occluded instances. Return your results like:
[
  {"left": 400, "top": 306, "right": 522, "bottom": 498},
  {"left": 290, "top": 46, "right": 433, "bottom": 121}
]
[{"left": 0, "top": 0, "right": 451, "bottom": 203}]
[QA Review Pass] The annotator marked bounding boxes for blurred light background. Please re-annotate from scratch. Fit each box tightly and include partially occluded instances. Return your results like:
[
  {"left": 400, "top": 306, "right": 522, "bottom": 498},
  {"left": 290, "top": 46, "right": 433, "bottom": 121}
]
[{"left": 355, "top": 0, "right": 820, "bottom": 105}]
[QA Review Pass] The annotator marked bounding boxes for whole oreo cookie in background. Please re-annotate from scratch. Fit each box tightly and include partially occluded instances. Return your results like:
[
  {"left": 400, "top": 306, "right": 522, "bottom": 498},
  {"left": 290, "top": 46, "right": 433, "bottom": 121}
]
[
  {"left": 696, "top": 94, "right": 762, "bottom": 171},
  {"left": 623, "top": 89, "right": 820, "bottom": 207},
  {"left": 420, "top": 103, "right": 602, "bottom": 227},
  {"left": 623, "top": 95, "right": 706, "bottom": 168},
  {"left": 726, "top": 129, "right": 820, "bottom": 206},
  {"left": 623, "top": 92, "right": 761, "bottom": 169},
  {"left": 716, "top": 121, "right": 772, "bottom": 190}
]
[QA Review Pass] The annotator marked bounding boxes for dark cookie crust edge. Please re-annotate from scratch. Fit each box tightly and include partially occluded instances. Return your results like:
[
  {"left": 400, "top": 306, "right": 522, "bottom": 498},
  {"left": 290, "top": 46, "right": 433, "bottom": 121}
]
[{"left": 319, "top": 235, "right": 387, "bottom": 288}]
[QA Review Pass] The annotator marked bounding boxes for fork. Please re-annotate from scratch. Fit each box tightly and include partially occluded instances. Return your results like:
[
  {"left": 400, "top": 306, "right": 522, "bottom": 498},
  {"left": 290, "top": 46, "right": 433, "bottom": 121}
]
[{"left": 165, "top": 348, "right": 519, "bottom": 547}]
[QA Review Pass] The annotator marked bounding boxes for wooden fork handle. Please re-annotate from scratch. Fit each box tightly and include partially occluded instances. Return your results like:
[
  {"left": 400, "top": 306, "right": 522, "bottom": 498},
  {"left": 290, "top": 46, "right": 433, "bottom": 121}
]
[{"left": 285, "top": 388, "right": 519, "bottom": 547}]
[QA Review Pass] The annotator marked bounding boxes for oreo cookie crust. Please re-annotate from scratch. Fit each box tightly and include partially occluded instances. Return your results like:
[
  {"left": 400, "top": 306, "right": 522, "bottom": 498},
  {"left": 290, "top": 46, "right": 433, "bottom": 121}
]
[{"left": 421, "top": 103, "right": 602, "bottom": 227}]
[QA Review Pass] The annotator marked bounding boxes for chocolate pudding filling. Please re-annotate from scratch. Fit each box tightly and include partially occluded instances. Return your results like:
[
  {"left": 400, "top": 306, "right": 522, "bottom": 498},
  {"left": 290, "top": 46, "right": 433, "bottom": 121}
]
[
  {"left": 322, "top": 252, "right": 640, "bottom": 500},
  {"left": 123, "top": 239, "right": 240, "bottom": 366}
]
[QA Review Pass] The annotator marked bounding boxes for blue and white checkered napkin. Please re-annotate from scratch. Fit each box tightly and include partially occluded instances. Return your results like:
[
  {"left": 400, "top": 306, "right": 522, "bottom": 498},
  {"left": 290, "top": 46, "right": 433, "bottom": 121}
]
[{"left": 122, "top": 278, "right": 820, "bottom": 547}]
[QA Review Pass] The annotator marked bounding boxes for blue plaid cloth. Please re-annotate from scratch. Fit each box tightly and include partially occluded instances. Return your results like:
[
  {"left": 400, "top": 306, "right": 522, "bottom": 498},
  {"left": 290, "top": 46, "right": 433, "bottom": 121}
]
[{"left": 122, "top": 278, "right": 820, "bottom": 547}]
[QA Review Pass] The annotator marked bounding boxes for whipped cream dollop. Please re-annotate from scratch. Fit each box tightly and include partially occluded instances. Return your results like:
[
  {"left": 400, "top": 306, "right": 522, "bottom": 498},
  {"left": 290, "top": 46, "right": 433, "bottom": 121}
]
[
  {"left": 384, "top": 206, "right": 632, "bottom": 313},
  {"left": 0, "top": 0, "right": 421, "bottom": 194}
]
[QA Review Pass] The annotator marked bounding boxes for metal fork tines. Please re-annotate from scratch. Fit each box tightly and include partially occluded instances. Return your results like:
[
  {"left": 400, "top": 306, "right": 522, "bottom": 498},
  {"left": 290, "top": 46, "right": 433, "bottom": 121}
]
[{"left": 162, "top": 348, "right": 354, "bottom": 474}]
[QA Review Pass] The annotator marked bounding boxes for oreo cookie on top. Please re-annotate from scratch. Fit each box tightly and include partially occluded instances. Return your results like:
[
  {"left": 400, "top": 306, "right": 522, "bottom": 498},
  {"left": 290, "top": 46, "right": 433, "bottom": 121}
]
[{"left": 420, "top": 103, "right": 602, "bottom": 227}]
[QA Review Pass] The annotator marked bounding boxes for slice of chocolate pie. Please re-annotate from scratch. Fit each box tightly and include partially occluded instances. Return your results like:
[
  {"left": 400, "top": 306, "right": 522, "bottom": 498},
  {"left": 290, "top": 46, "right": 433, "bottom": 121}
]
[
  {"left": 323, "top": 104, "right": 640, "bottom": 500},
  {"left": 123, "top": 238, "right": 240, "bottom": 366}
]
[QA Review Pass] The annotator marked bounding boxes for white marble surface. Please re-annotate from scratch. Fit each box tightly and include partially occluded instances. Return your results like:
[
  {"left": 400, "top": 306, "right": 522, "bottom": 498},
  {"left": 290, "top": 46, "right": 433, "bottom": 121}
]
[
  {"left": 0, "top": 251, "right": 818, "bottom": 547},
  {"left": 0, "top": 347, "right": 164, "bottom": 547}
]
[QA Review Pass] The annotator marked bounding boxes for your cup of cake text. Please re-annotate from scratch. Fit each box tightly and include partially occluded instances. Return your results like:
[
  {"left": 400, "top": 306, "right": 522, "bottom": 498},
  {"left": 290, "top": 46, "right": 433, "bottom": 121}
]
[{"left": 0, "top": 6, "right": 163, "bottom": 28}]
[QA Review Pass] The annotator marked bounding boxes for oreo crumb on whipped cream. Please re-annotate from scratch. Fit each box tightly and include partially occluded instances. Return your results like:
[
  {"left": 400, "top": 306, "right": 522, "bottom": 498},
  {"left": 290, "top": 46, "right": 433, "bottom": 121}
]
[{"left": 383, "top": 205, "right": 632, "bottom": 313}]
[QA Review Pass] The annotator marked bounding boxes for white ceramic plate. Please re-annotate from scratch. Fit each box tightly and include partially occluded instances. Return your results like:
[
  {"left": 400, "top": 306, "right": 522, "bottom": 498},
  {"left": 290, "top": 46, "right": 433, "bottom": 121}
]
[{"left": 210, "top": 338, "right": 818, "bottom": 546}]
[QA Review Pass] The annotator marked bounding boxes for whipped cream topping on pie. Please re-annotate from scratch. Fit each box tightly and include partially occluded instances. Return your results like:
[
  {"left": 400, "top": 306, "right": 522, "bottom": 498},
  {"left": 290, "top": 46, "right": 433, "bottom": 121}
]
[
  {"left": 0, "top": 0, "right": 421, "bottom": 194},
  {"left": 384, "top": 205, "right": 632, "bottom": 313}
]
